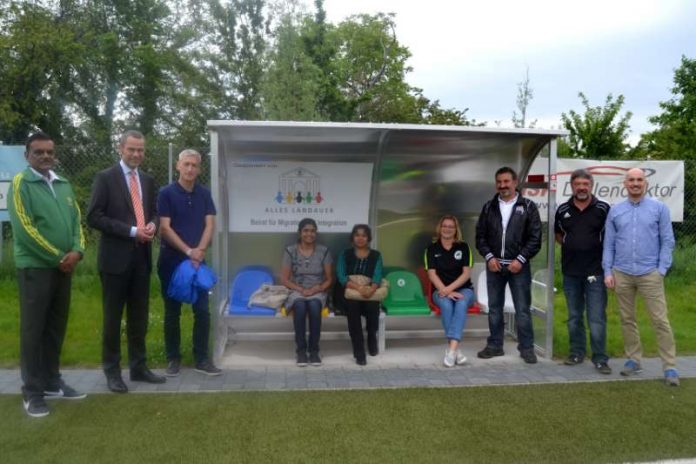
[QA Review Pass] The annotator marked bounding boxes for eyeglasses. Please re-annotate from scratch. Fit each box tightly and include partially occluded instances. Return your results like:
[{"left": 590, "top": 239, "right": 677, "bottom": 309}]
[{"left": 29, "top": 150, "right": 55, "bottom": 157}]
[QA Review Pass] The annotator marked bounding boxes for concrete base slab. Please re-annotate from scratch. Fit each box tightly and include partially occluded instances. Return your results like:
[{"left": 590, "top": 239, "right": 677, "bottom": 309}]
[{"left": 219, "top": 336, "right": 540, "bottom": 368}]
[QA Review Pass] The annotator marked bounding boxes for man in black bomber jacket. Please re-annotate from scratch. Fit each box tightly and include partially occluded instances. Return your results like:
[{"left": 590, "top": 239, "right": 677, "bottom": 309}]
[{"left": 475, "top": 166, "right": 542, "bottom": 364}]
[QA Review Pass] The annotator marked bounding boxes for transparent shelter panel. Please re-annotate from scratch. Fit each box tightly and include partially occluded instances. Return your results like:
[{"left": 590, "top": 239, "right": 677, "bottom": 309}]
[{"left": 208, "top": 122, "right": 563, "bottom": 358}]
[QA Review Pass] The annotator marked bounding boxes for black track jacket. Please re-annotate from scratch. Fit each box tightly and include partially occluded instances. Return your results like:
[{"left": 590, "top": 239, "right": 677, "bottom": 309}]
[{"left": 475, "top": 192, "right": 542, "bottom": 266}]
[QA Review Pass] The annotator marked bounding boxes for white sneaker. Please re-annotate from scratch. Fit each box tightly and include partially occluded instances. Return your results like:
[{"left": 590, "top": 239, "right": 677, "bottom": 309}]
[
  {"left": 443, "top": 350, "right": 455, "bottom": 368},
  {"left": 455, "top": 350, "right": 468, "bottom": 365}
]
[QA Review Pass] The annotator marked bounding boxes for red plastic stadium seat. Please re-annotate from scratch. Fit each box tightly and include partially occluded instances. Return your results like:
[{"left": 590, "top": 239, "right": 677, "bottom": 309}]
[{"left": 417, "top": 267, "right": 479, "bottom": 315}]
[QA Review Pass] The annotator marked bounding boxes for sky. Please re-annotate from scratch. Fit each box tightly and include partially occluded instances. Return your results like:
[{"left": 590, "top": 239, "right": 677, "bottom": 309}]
[{"left": 321, "top": 0, "right": 696, "bottom": 144}]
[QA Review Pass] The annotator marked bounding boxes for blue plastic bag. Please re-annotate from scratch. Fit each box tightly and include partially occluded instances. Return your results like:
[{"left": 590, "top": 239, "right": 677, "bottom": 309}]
[
  {"left": 195, "top": 263, "right": 218, "bottom": 291},
  {"left": 167, "top": 260, "right": 218, "bottom": 304}
]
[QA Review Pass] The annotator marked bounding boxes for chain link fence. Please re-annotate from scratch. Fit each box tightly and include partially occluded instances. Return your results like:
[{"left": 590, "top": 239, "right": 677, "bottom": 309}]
[
  {"left": 671, "top": 158, "right": 696, "bottom": 276},
  {"left": 1, "top": 143, "right": 211, "bottom": 247},
  {"left": 3, "top": 150, "right": 695, "bottom": 275}
]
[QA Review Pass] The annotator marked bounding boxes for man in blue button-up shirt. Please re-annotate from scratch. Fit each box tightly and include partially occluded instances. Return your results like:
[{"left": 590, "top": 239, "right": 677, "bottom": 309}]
[{"left": 603, "top": 168, "right": 678, "bottom": 386}]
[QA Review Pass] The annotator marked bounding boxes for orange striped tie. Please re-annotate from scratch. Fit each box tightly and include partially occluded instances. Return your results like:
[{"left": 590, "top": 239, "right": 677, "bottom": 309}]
[{"left": 129, "top": 171, "right": 145, "bottom": 228}]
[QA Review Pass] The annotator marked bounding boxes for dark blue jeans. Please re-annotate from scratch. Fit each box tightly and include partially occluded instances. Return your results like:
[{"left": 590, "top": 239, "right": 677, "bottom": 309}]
[
  {"left": 486, "top": 265, "right": 534, "bottom": 351},
  {"left": 292, "top": 298, "right": 322, "bottom": 354},
  {"left": 563, "top": 274, "right": 608, "bottom": 363},
  {"left": 158, "top": 266, "right": 211, "bottom": 364}
]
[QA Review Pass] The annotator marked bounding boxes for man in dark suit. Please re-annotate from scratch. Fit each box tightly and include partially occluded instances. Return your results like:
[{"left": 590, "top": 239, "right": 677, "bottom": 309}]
[{"left": 87, "top": 130, "right": 165, "bottom": 392}]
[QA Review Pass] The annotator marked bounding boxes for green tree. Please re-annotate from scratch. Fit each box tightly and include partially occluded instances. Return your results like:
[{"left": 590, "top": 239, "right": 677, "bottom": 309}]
[
  {"left": 0, "top": 2, "right": 83, "bottom": 144},
  {"left": 199, "top": 0, "right": 268, "bottom": 120},
  {"left": 638, "top": 56, "right": 696, "bottom": 160},
  {"left": 268, "top": 5, "right": 473, "bottom": 124},
  {"left": 560, "top": 92, "right": 633, "bottom": 159},
  {"left": 124, "top": 1, "right": 176, "bottom": 136},
  {"left": 262, "top": 6, "right": 323, "bottom": 120},
  {"left": 0, "top": 0, "right": 477, "bottom": 151},
  {"left": 300, "top": 0, "right": 354, "bottom": 121},
  {"left": 419, "top": 96, "right": 481, "bottom": 126},
  {"left": 637, "top": 56, "right": 696, "bottom": 241},
  {"left": 51, "top": 1, "right": 122, "bottom": 151},
  {"left": 51, "top": 0, "right": 192, "bottom": 189},
  {"left": 331, "top": 13, "right": 417, "bottom": 122},
  {"left": 63, "top": 0, "right": 178, "bottom": 146}
]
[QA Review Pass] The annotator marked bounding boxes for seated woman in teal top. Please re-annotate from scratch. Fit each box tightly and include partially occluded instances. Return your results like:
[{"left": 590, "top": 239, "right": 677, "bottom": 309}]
[{"left": 336, "top": 224, "right": 383, "bottom": 366}]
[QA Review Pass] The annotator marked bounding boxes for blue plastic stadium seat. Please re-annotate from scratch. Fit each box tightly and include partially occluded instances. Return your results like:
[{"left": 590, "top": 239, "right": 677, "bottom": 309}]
[{"left": 228, "top": 266, "right": 277, "bottom": 316}]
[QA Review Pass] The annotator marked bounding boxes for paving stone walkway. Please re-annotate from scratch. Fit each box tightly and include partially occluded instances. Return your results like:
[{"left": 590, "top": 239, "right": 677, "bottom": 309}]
[{"left": 2, "top": 347, "right": 694, "bottom": 395}]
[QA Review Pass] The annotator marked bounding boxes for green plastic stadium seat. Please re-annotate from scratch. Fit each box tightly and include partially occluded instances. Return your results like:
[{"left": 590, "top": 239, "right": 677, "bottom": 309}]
[{"left": 382, "top": 270, "right": 431, "bottom": 316}]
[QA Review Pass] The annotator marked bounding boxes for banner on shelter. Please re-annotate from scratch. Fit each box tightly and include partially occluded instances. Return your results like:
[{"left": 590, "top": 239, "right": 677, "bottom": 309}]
[
  {"left": 524, "top": 158, "right": 684, "bottom": 222},
  {"left": 0, "top": 146, "right": 27, "bottom": 221},
  {"left": 227, "top": 161, "right": 374, "bottom": 232}
]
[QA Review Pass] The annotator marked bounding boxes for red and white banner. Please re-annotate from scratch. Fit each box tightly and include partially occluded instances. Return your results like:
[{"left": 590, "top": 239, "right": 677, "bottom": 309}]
[{"left": 525, "top": 158, "right": 684, "bottom": 222}]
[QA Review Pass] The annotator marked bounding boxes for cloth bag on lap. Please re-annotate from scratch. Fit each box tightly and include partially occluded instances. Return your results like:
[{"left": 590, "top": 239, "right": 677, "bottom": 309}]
[{"left": 344, "top": 275, "right": 389, "bottom": 301}]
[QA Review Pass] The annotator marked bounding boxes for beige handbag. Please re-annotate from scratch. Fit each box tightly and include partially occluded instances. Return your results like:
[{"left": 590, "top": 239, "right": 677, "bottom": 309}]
[
  {"left": 248, "top": 284, "right": 290, "bottom": 309},
  {"left": 344, "top": 275, "right": 389, "bottom": 302}
]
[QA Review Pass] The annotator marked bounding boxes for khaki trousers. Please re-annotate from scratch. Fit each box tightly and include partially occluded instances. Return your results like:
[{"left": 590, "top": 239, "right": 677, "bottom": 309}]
[{"left": 613, "top": 269, "right": 676, "bottom": 371}]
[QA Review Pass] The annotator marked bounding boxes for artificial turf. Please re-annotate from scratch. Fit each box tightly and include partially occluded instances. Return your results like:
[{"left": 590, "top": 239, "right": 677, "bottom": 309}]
[{"left": 1, "top": 379, "right": 695, "bottom": 463}]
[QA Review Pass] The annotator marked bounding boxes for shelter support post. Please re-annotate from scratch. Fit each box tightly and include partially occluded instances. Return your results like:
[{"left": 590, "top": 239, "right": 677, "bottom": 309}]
[{"left": 543, "top": 138, "right": 557, "bottom": 358}]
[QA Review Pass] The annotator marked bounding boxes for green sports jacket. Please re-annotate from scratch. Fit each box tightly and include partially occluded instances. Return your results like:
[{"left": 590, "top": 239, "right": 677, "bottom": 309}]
[{"left": 8, "top": 167, "right": 85, "bottom": 268}]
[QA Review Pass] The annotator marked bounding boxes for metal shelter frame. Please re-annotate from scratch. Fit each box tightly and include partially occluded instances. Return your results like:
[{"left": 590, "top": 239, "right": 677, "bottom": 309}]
[{"left": 208, "top": 121, "right": 565, "bottom": 361}]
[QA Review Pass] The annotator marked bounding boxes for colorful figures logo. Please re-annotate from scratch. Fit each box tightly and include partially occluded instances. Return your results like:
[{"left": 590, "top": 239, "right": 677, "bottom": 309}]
[{"left": 274, "top": 167, "right": 324, "bottom": 204}]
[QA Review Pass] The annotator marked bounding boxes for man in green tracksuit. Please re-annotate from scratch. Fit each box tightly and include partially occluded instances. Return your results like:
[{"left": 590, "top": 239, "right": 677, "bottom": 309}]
[{"left": 8, "top": 132, "right": 86, "bottom": 418}]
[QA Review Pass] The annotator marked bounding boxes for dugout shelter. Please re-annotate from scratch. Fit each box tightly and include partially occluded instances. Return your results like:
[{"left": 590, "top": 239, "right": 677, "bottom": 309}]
[{"left": 207, "top": 121, "right": 565, "bottom": 361}]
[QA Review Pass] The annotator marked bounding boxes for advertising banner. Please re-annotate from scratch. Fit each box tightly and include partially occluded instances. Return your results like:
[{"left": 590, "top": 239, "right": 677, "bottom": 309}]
[
  {"left": 227, "top": 161, "right": 374, "bottom": 232},
  {"left": 0, "top": 146, "right": 26, "bottom": 221},
  {"left": 525, "top": 158, "right": 684, "bottom": 222}
]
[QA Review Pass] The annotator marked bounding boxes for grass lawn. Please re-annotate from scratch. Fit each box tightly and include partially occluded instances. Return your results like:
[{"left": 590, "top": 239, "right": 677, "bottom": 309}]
[
  {"left": 551, "top": 277, "right": 696, "bottom": 359},
  {"left": 1, "top": 241, "right": 695, "bottom": 366},
  {"left": 551, "top": 241, "right": 696, "bottom": 359},
  {"left": 0, "top": 243, "right": 194, "bottom": 368},
  {"left": 1, "top": 380, "right": 695, "bottom": 463}
]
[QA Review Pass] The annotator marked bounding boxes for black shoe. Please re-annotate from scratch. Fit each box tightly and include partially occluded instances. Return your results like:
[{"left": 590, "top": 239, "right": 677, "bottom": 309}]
[
  {"left": 106, "top": 375, "right": 128, "bottom": 393},
  {"left": 44, "top": 381, "right": 87, "bottom": 400},
  {"left": 477, "top": 346, "right": 505, "bottom": 359},
  {"left": 564, "top": 354, "right": 584, "bottom": 366},
  {"left": 520, "top": 349, "right": 538, "bottom": 364},
  {"left": 130, "top": 368, "right": 166, "bottom": 384},
  {"left": 368, "top": 338, "right": 379, "bottom": 356},
  {"left": 296, "top": 352, "right": 309, "bottom": 367},
  {"left": 356, "top": 356, "right": 367, "bottom": 366},
  {"left": 594, "top": 361, "right": 612, "bottom": 375},
  {"left": 23, "top": 396, "right": 50, "bottom": 418},
  {"left": 195, "top": 360, "right": 222, "bottom": 376},
  {"left": 309, "top": 352, "right": 322, "bottom": 366},
  {"left": 165, "top": 359, "right": 181, "bottom": 377}
]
